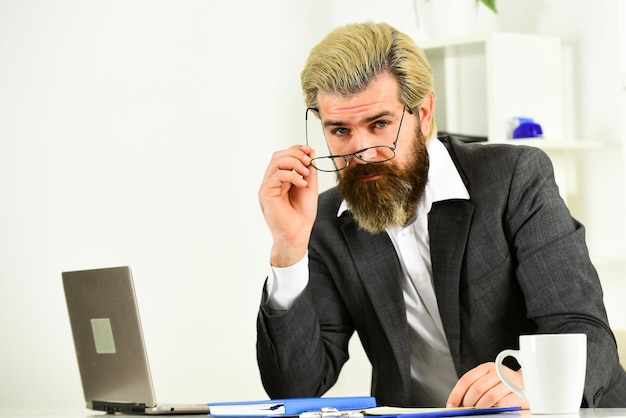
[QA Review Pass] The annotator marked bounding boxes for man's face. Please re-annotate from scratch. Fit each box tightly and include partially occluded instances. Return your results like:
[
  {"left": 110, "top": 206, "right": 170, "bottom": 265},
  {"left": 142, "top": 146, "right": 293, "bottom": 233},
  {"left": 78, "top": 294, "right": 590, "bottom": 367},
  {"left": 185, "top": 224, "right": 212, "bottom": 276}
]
[{"left": 316, "top": 73, "right": 432, "bottom": 233}]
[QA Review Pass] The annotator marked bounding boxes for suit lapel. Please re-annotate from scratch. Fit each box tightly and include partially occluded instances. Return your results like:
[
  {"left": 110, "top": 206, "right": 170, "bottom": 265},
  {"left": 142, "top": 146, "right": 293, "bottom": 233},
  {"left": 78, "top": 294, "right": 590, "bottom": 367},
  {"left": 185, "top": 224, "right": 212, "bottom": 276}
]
[
  {"left": 334, "top": 193, "right": 474, "bottom": 385},
  {"left": 339, "top": 216, "right": 412, "bottom": 394},
  {"left": 428, "top": 199, "right": 474, "bottom": 374}
]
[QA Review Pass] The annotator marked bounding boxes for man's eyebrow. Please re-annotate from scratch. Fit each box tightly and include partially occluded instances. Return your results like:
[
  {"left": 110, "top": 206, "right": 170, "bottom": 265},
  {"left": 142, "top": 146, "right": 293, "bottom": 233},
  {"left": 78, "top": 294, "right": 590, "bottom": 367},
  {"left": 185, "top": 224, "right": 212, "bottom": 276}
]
[{"left": 322, "top": 110, "right": 395, "bottom": 129}]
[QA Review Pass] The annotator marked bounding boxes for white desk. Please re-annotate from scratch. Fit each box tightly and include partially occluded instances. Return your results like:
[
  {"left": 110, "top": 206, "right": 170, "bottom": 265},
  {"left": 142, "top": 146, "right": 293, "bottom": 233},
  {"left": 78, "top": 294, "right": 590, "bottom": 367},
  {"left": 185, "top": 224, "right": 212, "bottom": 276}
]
[
  {"left": 519, "top": 410, "right": 626, "bottom": 418},
  {"left": 1, "top": 410, "right": 626, "bottom": 418}
]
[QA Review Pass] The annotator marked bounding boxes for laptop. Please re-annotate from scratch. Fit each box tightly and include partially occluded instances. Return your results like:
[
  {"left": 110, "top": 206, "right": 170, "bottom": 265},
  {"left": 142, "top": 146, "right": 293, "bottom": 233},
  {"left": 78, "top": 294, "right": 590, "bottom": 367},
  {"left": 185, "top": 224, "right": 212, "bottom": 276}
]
[{"left": 62, "top": 265, "right": 211, "bottom": 415}]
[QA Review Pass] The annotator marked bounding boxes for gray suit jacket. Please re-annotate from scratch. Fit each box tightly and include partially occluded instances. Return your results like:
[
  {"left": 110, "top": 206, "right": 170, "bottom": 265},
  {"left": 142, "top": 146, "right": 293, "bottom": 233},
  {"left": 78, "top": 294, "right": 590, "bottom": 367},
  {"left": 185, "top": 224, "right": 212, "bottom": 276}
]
[{"left": 257, "top": 136, "right": 626, "bottom": 407}]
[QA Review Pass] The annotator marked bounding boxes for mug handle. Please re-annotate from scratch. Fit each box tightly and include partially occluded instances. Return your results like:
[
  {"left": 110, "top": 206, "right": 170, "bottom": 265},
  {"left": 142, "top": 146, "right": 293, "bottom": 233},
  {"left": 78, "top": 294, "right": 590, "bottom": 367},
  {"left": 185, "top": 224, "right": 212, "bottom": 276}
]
[{"left": 495, "top": 349, "right": 525, "bottom": 398}]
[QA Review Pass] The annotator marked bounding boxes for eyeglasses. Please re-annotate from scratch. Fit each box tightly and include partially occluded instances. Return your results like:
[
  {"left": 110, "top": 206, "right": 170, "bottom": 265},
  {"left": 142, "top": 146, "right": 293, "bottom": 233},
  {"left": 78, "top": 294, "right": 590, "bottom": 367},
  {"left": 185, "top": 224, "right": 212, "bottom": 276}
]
[{"left": 305, "top": 104, "right": 408, "bottom": 172}]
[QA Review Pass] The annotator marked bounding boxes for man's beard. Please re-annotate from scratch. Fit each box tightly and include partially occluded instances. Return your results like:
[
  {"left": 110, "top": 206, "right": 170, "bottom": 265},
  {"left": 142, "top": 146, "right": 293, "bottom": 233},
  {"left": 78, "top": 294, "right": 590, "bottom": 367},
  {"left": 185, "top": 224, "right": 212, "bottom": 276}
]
[{"left": 337, "top": 130, "right": 429, "bottom": 234}]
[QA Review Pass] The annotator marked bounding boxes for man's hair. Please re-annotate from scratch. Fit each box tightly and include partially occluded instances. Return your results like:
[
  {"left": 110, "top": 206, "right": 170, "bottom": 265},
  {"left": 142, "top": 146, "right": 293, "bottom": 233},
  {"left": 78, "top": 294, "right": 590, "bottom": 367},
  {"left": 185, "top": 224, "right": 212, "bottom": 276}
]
[{"left": 301, "top": 21, "right": 436, "bottom": 138}]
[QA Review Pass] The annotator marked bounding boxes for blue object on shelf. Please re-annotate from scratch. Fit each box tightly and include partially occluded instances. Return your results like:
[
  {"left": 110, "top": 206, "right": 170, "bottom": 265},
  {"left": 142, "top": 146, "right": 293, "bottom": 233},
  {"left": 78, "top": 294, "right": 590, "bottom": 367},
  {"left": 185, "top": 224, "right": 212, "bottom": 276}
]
[{"left": 512, "top": 117, "right": 543, "bottom": 139}]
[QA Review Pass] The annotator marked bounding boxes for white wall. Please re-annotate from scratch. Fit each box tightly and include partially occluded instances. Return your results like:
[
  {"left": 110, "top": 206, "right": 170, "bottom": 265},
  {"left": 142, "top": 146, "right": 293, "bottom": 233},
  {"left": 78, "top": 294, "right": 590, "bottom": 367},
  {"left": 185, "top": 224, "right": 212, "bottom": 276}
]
[
  {"left": 0, "top": 0, "right": 336, "bottom": 411},
  {"left": 1, "top": 0, "right": 625, "bottom": 413}
]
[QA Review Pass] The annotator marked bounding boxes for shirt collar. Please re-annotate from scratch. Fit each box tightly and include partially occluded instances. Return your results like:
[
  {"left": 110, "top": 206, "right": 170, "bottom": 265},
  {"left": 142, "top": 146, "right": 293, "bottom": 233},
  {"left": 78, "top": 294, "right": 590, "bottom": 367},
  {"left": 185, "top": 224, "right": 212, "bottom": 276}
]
[{"left": 337, "top": 137, "right": 469, "bottom": 217}]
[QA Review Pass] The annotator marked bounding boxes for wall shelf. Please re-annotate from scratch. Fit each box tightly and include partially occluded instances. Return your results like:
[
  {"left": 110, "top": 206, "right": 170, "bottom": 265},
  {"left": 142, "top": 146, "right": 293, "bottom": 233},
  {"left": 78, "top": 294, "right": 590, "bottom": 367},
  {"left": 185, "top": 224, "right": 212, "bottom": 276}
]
[{"left": 422, "top": 32, "right": 567, "bottom": 145}]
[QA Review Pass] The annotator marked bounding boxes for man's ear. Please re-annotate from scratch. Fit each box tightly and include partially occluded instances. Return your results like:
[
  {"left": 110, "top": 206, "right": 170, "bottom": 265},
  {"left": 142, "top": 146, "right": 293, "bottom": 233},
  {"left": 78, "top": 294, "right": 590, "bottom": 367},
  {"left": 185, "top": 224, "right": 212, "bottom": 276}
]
[{"left": 418, "top": 92, "right": 434, "bottom": 138}]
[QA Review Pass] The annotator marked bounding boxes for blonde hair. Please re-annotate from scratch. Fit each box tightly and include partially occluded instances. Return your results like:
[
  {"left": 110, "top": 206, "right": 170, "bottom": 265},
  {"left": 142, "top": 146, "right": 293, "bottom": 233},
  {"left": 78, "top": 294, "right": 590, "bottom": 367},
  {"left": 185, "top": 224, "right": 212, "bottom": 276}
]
[{"left": 301, "top": 21, "right": 436, "bottom": 137}]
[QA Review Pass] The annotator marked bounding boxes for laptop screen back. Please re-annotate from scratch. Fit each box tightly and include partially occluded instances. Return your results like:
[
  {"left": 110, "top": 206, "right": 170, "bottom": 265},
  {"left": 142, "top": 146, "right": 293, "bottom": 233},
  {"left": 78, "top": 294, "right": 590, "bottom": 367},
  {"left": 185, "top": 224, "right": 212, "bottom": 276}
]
[{"left": 63, "top": 266, "right": 158, "bottom": 411}]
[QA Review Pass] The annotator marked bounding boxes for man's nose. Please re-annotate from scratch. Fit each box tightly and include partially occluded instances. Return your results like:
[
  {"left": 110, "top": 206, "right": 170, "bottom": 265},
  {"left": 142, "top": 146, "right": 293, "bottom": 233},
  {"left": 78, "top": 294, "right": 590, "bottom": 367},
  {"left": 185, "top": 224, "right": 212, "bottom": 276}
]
[
  {"left": 350, "top": 131, "right": 378, "bottom": 160},
  {"left": 352, "top": 146, "right": 378, "bottom": 164}
]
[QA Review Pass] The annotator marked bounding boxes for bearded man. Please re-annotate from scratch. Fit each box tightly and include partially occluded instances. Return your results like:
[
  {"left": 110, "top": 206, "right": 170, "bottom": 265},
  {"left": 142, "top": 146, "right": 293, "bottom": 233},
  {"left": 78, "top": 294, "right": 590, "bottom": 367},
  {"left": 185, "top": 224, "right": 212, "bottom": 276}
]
[{"left": 256, "top": 22, "right": 626, "bottom": 408}]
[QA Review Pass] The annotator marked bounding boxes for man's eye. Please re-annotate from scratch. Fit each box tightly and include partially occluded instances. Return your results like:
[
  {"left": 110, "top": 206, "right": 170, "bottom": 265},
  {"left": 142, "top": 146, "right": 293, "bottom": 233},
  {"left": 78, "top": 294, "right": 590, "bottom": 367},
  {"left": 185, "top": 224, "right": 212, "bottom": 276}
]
[
  {"left": 374, "top": 120, "right": 390, "bottom": 129},
  {"left": 332, "top": 127, "right": 350, "bottom": 136}
]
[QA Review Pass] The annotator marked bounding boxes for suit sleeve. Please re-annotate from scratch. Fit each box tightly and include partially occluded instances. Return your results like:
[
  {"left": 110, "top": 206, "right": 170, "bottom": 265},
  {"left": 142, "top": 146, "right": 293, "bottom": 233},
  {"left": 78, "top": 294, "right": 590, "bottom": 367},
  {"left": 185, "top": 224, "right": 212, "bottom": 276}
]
[
  {"left": 506, "top": 146, "right": 624, "bottom": 406},
  {"left": 256, "top": 248, "right": 354, "bottom": 398}
]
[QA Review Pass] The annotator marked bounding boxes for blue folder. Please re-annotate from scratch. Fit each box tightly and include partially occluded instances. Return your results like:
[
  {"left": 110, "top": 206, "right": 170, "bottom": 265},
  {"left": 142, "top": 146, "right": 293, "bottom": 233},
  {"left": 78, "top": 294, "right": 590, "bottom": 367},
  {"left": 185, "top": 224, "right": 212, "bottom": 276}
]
[{"left": 208, "top": 396, "right": 377, "bottom": 416}]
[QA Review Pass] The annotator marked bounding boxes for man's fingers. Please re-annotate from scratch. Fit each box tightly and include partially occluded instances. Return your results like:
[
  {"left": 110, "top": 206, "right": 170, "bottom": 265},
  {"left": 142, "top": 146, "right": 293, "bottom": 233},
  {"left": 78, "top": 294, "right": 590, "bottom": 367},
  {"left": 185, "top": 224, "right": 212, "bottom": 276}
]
[{"left": 448, "top": 363, "right": 528, "bottom": 409}]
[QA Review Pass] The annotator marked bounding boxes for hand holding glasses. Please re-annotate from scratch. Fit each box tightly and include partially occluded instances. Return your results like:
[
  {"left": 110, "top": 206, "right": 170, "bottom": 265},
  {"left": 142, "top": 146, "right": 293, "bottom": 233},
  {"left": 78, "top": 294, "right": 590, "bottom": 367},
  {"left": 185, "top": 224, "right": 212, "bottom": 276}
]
[{"left": 305, "top": 104, "right": 408, "bottom": 172}]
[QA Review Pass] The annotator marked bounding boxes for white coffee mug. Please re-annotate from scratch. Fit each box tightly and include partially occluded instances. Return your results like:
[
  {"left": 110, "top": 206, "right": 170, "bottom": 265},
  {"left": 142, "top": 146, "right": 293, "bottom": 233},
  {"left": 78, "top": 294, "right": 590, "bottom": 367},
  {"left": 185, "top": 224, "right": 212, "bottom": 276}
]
[{"left": 495, "top": 333, "right": 587, "bottom": 414}]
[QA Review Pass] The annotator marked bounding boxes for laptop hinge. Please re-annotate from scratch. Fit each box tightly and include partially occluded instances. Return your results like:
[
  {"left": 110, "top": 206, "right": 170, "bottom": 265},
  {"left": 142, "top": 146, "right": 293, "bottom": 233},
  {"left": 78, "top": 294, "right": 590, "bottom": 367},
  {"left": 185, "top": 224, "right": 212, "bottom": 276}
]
[{"left": 92, "top": 400, "right": 148, "bottom": 414}]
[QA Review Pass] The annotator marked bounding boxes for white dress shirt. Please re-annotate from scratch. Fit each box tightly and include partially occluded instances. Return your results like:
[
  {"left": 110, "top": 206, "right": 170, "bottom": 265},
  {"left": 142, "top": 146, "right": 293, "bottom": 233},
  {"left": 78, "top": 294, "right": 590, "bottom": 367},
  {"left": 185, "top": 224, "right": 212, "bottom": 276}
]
[{"left": 265, "top": 138, "right": 470, "bottom": 406}]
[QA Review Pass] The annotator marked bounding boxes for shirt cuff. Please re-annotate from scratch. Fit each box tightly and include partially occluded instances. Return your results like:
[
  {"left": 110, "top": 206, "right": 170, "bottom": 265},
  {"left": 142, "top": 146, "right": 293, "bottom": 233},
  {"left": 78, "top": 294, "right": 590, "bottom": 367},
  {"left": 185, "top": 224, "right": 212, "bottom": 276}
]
[{"left": 265, "top": 253, "right": 309, "bottom": 310}]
